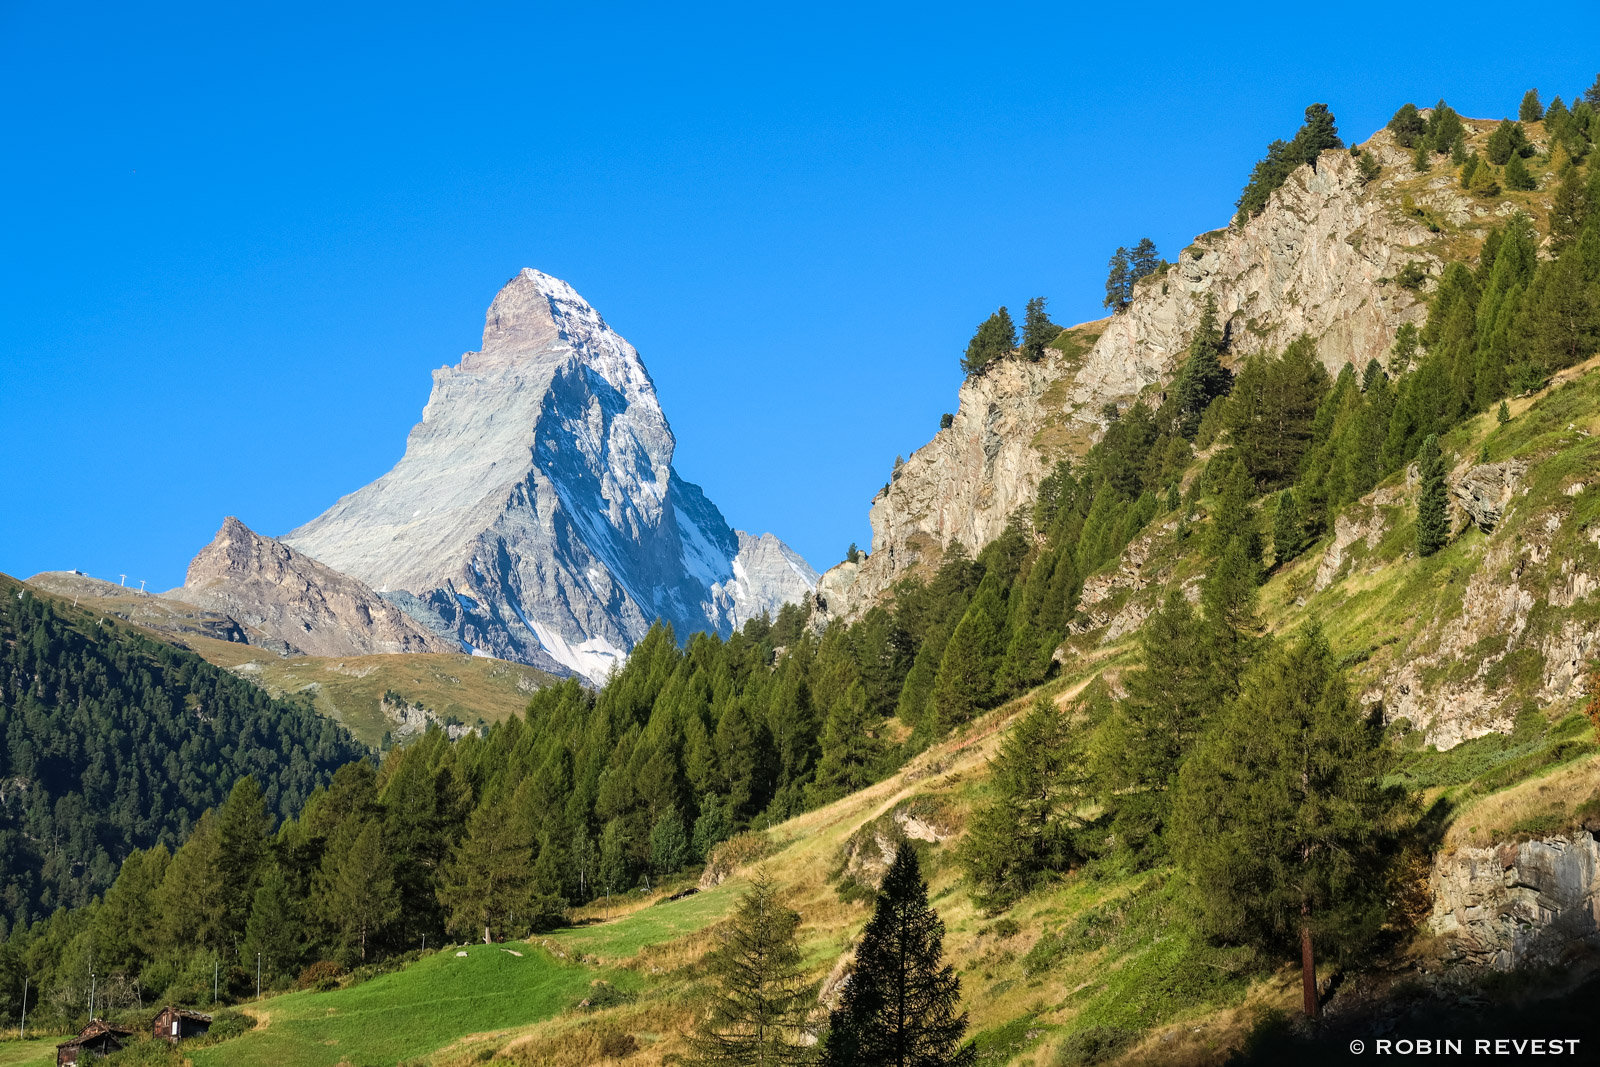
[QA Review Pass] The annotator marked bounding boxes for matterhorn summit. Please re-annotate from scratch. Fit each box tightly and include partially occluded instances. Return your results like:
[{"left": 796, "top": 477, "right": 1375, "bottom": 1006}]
[{"left": 282, "top": 269, "right": 816, "bottom": 681}]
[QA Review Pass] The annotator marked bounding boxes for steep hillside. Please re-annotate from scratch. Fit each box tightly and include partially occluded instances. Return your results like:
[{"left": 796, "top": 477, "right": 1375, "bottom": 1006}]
[
  {"left": 821, "top": 113, "right": 1566, "bottom": 620},
  {"left": 0, "top": 574, "right": 365, "bottom": 930},
  {"left": 5, "top": 96, "right": 1597, "bottom": 1067},
  {"left": 190, "top": 638, "right": 556, "bottom": 747}
]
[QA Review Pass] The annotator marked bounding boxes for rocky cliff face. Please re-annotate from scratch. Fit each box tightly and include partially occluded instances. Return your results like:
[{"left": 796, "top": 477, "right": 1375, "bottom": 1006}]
[
  {"left": 171, "top": 517, "right": 451, "bottom": 657},
  {"left": 1429, "top": 832, "right": 1600, "bottom": 970},
  {"left": 282, "top": 269, "right": 815, "bottom": 681},
  {"left": 817, "top": 355, "right": 1065, "bottom": 617},
  {"left": 817, "top": 130, "right": 1437, "bottom": 620}
]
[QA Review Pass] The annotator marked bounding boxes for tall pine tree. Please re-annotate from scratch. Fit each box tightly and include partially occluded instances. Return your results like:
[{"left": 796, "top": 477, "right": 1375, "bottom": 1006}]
[
  {"left": 824, "top": 844, "right": 974, "bottom": 1067},
  {"left": 1414, "top": 434, "right": 1449, "bottom": 557},
  {"left": 686, "top": 867, "right": 816, "bottom": 1067},
  {"left": 1172, "top": 628, "right": 1404, "bottom": 1017},
  {"left": 959, "top": 696, "right": 1089, "bottom": 908}
]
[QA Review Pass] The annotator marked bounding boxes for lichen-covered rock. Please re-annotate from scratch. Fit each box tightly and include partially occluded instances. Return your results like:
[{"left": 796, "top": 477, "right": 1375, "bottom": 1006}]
[{"left": 1429, "top": 832, "right": 1600, "bottom": 970}]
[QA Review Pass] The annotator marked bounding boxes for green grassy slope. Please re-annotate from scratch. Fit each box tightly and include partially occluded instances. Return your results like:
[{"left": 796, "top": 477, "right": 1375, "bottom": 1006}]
[{"left": 187, "top": 944, "right": 636, "bottom": 1067}]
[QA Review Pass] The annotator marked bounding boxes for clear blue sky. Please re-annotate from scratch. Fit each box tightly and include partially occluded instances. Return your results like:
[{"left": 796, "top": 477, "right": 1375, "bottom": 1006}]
[{"left": 2, "top": 2, "right": 1595, "bottom": 589}]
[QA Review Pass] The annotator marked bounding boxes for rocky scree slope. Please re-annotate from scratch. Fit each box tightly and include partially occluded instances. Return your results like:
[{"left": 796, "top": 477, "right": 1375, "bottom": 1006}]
[
  {"left": 282, "top": 269, "right": 816, "bottom": 681},
  {"left": 818, "top": 125, "right": 1472, "bottom": 621}
]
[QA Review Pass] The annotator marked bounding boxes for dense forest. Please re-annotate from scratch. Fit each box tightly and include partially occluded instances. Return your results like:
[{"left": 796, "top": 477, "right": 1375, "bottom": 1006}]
[
  {"left": 2, "top": 93, "right": 1598, "bottom": 1041},
  {"left": 0, "top": 578, "right": 366, "bottom": 934}
]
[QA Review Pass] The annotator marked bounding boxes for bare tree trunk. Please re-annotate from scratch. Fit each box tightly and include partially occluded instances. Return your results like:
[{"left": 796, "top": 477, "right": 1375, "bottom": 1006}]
[
  {"left": 484, "top": 923, "right": 490, "bottom": 945},
  {"left": 1300, "top": 904, "right": 1318, "bottom": 1018}
]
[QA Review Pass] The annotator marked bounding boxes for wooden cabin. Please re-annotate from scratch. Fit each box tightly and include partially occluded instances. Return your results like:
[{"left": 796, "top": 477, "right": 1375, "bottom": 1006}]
[
  {"left": 153, "top": 1005, "right": 213, "bottom": 1043},
  {"left": 55, "top": 1020, "right": 132, "bottom": 1065}
]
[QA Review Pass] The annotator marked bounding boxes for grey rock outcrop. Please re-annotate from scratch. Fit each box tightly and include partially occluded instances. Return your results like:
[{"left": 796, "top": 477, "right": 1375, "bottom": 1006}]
[
  {"left": 818, "top": 131, "right": 1434, "bottom": 621},
  {"left": 816, "top": 354, "right": 1062, "bottom": 618},
  {"left": 282, "top": 269, "right": 814, "bottom": 681},
  {"left": 170, "top": 517, "right": 451, "bottom": 657},
  {"left": 1450, "top": 460, "right": 1526, "bottom": 533},
  {"left": 1429, "top": 832, "right": 1600, "bottom": 970}
]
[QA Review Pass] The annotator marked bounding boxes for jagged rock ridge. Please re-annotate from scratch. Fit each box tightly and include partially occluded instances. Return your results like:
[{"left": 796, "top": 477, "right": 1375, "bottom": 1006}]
[
  {"left": 170, "top": 517, "right": 451, "bottom": 657},
  {"left": 818, "top": 127, "right": 1455, "bottom": 620},
  {"left": 283, "top": 269, "right": 816, "bottom": 681}
]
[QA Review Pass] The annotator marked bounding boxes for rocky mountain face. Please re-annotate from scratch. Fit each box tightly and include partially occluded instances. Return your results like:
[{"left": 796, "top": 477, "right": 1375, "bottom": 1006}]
[
  {"left": 281, "top": 269, "right": 815, "bottom": 681},
  {"left": 816, "top": 355, "right": 1064, "bottom": 619},
  {"left": 817, "top": 128, "right": 1437, "bottom": 621},
  {"left": 1430, "top": 831, "right": 1600, "bottom": 971},
  {"left": 171, "top": 517, "right": 450, "bottom": 657}
]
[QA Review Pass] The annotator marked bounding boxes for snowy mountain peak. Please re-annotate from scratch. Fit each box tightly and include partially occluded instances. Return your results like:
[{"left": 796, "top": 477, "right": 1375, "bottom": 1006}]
[{"left": 279, "top": 269, "right": 815, "bottom": 683}]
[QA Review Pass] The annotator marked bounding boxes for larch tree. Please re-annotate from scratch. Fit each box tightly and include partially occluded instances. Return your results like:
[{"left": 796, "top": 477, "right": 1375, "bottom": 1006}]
[
  {"left": 438, "top": 802, "right": 534, "bottom": 943},
  {"left": 1272, "top": 488, "right": 1305, "bottom": 567},
  {"left": 323, "top": 819, "right": 399, "bottom": 961},
  {"left": 1414, "top": 434, "right": 1449, "bottom": 557},
  {"left": 1172, "top": 627, "right": 1405, "bottom": 1018},
  {"left": 1092, "top": 591, "right": 1222, "bottom": 858},
  {"left": 686, "top": 867, "right": 816, "bottom": 1067},
  {"left": 824, "top": 844, "right": 974, "bottom": 1067},
  {"left": 813, "top": 682, "right": 886, "bottom": 802},
  {"left": 1520, "top": 88, "right": 1544, "bottom": 123},
  {"left": 960, "top": 695, "right": 1089, "bottom": 908}
]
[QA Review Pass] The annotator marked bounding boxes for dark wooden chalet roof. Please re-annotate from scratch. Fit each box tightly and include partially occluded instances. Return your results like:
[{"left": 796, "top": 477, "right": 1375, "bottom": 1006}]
[
  {"left": 57, "top": 1019, "right": 134, "bottom": 1047},
  {"left": 159, "top": 1006, "right": 214, "bottom": 1022}
]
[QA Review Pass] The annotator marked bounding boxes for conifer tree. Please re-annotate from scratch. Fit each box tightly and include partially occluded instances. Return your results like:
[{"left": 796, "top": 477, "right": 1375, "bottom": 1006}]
[
  {"left": 960, "top": 308, "right": 1016, "bottom": 375},
  {"left": 1091, "top": 591, "right": 1221, "bottom": 857},
  {"left": 1128, "top": 238, "right": 1161, "bottom": 284},
  {"left": 1386, "top": 103, "right": 1426, "bottom": 148},
  {"left": 650, "top": 806, "right": 690, "bottom": 876},
  {"left": 1104, "top": 248, "right": 1132, "bottom": 311},
  {"left": 215, "top": 776, "right": 272, "bottom": 951},
  {"left": 813, "top": 682, "right": 886, "bottom": 801},
  {"left": 960, "top": 696, "right": 1088, "bottom": 907},
  {"left": 1549, "top": 164, "right": 1590, "bottom": 249},
  {"left": 1172, "top": 627, "right": 1404, "bottom": 1018},
  {"left": 1504, "top": 152, "right": 1534, "bottom": 191},
  {"left": 1520, "top": 89, "right": 1545, "bottom": 123},
  {"left": 1224, "top": 338, "right": 1328, "bottom": 489},
  {"left": 1173, "top": 295, "right": 1232, "bottom": 437},
  {"left": 1272, "top": 488, "right": 1305, "bottom": 566},
  {"left": 1426, "top": 101, "right": 1464, "bottom": 155},
  {"left": 1498, "top": 400, "right": 1511, "bottom": 424},
  {"left": 322, "top": 820, "right": 399, "bottom": 961},
  {"left": 1391, "top": 322, "right": 1419, "bottom": 372},
  {"left": 686, "top": 867, "right": 816, "bottom": 1067},
  {"left": 243, "top": 866, "right": 304, "bottom": 983},
  {"left": 824, "top": 844, "right": 974, "bottom": 1067},
  {"left": 1019, "top": 297, "right": 1058, "bottom": 361},
  {"left": 929, "top": 588, "right": 1003, "bottom": 732},
  {"left": 439, "top": 802, "right": 534, "bottom": 943},
  {"left": 1414, "top": 434, "right": 1449, "bottom": 557},
  {"left": 1585, "top": 73, "right": 1600, "bottom": 109},
  {"left": 1486, "top": 120, "right": 1526, "bottom": 165},
  {"left": 1469, "top": 163, "right": 1501, "bottom": 199}
]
